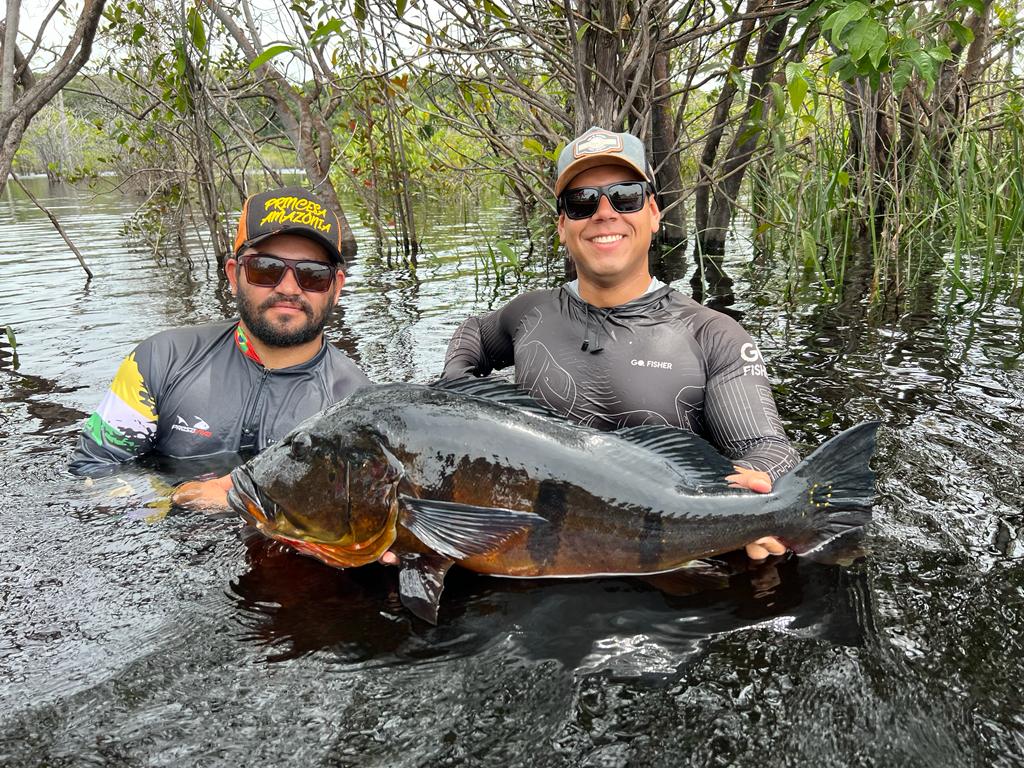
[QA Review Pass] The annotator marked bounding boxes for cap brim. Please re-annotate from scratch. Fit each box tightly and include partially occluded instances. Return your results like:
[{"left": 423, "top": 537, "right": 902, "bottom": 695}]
[
  {"left": 555, "top": 156, "right": 650, "bottom": 196},
  {"left": 238, "top": 228, "right": 344, "bottom": 266}
]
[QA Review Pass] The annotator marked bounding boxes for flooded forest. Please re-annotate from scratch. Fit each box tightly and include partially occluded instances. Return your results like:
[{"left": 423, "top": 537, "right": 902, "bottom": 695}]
[{"left": 2, "top": 1, "right": 1023, "bottom": 767}]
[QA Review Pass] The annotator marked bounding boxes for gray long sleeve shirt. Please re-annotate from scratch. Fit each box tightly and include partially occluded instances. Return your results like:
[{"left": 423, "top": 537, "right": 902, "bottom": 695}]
[
  {"left": 443, "top": 284, "right": 798, "bottom": 480},
  {"left": 69, "top": 320, "right": 369, "bottom": 477}
]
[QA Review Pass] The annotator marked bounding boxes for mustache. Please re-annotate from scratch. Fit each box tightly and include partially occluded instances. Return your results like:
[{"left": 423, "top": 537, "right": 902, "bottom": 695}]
[{"left": 258, "top": 294, "right": 314, "bottom": 317}]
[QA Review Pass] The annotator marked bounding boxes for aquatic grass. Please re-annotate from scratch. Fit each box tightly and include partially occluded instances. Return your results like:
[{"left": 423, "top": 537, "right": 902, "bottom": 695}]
[
  {"left": 745, "top": 78, "right": 1024, "bottom": 305},
  {"left": 2, "top": 325, "right": 18, "bottom": 370}
]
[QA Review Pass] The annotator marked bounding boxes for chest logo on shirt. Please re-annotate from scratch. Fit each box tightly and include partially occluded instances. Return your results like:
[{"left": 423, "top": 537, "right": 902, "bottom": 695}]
[
  {"left": 631, "top": 359, "right": 674, "bottom": 370},
  {"left": 171, "top": 415, "right": 214, "bottom": 439},
  {"left": 740, "top": 342, "right": 768, "bottom": 376}
]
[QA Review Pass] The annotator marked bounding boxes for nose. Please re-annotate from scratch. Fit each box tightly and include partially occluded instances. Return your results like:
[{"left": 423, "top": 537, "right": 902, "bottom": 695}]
[
  {"left": 274, "top": 264, "right": 303, "bottom": 295},
  {"left": 591, "top": 193, "right": 619, "bottom": 220}
]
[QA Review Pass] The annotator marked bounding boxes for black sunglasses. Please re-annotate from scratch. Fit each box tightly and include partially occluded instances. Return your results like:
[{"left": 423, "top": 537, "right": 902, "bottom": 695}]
[
  {"left": 239, "top": 253, "right": 337, "bottom": 293},
  {"left": 558, "top": 181, "right": 653, "bottom": 220}
]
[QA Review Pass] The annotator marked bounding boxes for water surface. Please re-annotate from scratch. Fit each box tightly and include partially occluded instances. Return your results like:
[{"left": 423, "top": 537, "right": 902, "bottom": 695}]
[{"left": 1, "top": 177, "right": 1022, "bottom": 767}]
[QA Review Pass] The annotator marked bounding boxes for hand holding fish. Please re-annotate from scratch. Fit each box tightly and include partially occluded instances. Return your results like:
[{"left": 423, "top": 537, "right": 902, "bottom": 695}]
[
  {"left": 725, "top": 466, "right": 788, "bottom": 561},
  {"left": 172, "top": 473, "right": 234, "bottom": 510}
]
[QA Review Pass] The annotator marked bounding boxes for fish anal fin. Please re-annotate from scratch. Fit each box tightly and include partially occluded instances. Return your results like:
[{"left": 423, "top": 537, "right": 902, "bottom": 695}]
[
  {"left": 399, "top": 494, "right": 542, "bottom": 560},
  {"left": 613, "top": 425, "right": 735, "bottom": 487},
  {"left": 640, "top": 559, "right": 733, "bottom": 596},
  {"left": 398, "top": 552, "right": 454, "bottom": 625}
]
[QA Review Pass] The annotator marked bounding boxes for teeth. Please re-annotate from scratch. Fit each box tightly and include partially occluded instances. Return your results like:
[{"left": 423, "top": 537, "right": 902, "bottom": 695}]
[{"left": 592, "top": 235, "right": 624, "bottom": 243}]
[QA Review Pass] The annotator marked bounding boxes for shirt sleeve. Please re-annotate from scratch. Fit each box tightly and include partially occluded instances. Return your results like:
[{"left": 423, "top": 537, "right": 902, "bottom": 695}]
[
  {"left": 68, "top": 346, "right": 160, "bottom": 477},
  {"left": 698, "top": 314, "right": 799, "bottom": 481},
  {"left": 441, "top": 303, "right": 519, "bottom": 380}
]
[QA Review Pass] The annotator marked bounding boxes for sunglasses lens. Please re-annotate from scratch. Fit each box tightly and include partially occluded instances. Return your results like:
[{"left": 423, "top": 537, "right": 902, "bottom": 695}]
[
  {"left": 242, "top": 255, "right": 335, "bottom": 292},
  {"left": 244, "top": 255, "right": 287, "bottom": 287},
  {"left": 293, "top": 262, "right": 335, "bottom": 292},
  {"left": 560, "top": 183, "right": 649, "bottom": 219},
  {"left": 607, "top": 183, "right": 647, "bottom": 213},
  {"left": 562, "top": 188, "right": 601, "bottom": 219}
]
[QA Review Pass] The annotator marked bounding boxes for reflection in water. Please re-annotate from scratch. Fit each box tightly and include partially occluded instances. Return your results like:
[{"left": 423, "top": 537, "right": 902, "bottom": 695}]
[{"left": 228, "top": 534, "right": 872, "bottom": 677}]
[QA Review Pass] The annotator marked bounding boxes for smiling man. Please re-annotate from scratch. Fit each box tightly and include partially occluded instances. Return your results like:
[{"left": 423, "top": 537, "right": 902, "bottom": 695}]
[
  {"left": 69, "top": 187, "right": 369, "bottom": 504},
  {"left": 441, "top": 127, "right": 799, "bottom": 561}
]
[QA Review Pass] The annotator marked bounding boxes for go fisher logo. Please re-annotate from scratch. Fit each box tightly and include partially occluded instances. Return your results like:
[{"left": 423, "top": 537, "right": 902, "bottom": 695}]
[{"left": 740, "top": 343, "right": 768, "bottom": 377}]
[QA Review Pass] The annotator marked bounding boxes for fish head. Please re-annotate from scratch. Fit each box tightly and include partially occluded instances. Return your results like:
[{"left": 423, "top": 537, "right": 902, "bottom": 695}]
[{"left": 227, "top": 421, "right": 405, "bottom": 567}]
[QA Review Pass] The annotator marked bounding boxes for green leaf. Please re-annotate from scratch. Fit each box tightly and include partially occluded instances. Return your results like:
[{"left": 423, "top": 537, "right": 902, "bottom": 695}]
[
  {"left": 187, "top": 9, "right": 206, "bottom": 49},
  {"left": 824, "top": 1, "right": 868, "bottom": 39},
  {"left": 946, "top": 19, "right": 974, "bottom": 47},
  {"left": 354, "top": 0, "right": 367, "bottom": 23},
  {"left": 523, "top": 137, "right": 544, "bottom": 155},
  {"left": 309, "top": 19, "right": 342, "bottom": 46},
  {"left": 846, "top": 18, "right": 886, "bottom": 66},
  {"left": 396, "top": 0, "right": 408, "bottom": 17},
  {"left": 836, "top": 170, "right": 849, "bottom": 187},
  {"left": 769, "top": 81, "right": 786, "bottom": 119},
  {"left": 576, "top": 21, "right": 590, "bottom": 42},
  {"left": 892, "top": 58, "right": 914, "bottom": 93},
  {"left": 928, "top": 43, "right": 953, "bottom": 62},
  {"left": 801, "top": 230, "right": 818, "bottom": 268},
  {"left": 248, "top": 44, "right": 297, "bottom": 71},
  {"left": 484, "top": 0, "right": 510, "bottom": 20},
  {"left": 825, "top": 54, "right": 851, "bottom": 78},
  {"left": 496, "top": 241, "right": 519, "bottom": 266},
  {"left": 785, "top": 63, "right": 809, "bottom": 112}
]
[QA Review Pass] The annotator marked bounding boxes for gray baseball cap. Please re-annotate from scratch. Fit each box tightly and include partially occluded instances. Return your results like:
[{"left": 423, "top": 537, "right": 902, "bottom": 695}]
[{"left": 554, "top": 127, "right": 653, "bottom": 195}]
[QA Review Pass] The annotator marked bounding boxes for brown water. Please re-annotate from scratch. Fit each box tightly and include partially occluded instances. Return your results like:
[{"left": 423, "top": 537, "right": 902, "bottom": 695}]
[{"left": 1, "top": 177, "right": 1022, "bottom": 767}]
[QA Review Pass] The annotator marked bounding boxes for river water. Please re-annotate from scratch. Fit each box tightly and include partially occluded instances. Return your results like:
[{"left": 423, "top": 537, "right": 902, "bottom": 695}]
[{"left": 1, "top": 177, "right": 1022, "bottom": 767}]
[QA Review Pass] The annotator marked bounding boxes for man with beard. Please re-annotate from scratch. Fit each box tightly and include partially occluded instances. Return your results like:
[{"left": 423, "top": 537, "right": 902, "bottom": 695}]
[{"left": 69, "top": 187, "right": 369, "bottom": 507}]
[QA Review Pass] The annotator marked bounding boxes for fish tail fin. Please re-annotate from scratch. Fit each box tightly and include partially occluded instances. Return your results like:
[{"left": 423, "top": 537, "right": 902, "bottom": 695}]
[{"left": 773, "top": 421, "right": 881, "bottom": 558}]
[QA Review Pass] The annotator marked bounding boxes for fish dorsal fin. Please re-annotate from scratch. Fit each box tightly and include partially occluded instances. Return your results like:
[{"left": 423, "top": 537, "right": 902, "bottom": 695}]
[
  {"left": 431, "top": 377, "right": 566, "bottom": 420},
  {"left": 398, "top": 494, "right": 543, "bottom": 560},
  {"left": 398, "top": 552, "right": 454, "bottom": 625},
  {"left": 613, "top": 425, "right": 735, "bottom": 487}
]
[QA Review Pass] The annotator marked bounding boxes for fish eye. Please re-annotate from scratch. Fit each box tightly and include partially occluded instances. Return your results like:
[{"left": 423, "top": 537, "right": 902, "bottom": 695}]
[{"left": 289, "top": 431, "right": 313, "bottom": 460}]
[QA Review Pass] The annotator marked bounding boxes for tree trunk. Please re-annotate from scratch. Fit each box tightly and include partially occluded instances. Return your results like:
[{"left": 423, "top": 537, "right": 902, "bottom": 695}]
[
  {"left": 701, "top": 7, "right": 789, "bottom": 254},
  {"left": 694, "top": 1, "right": 761, "bottom": 253},
  {"left": 203, "top": 0, "right": 358, "bottom": 263},
  {"left": 0, "top": 0, "right": 106, "bottom": 194},
  {"left": 651, "top": 48, "right": 684, "bottom": 244}
]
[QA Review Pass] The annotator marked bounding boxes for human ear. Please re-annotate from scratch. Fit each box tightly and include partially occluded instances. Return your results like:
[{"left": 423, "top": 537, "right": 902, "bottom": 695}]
[
  {"left": 226, "top": 257, "right": 240, "bottom": 294},
  {"left": 648, "top": 196, "right": 661, "bottom": 234},
  {"left": 334, "top": 270, "right": 346, "bottom": 304}
]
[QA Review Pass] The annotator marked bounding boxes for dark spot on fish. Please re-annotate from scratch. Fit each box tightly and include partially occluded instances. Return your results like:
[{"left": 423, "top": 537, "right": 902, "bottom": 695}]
[
  {"left": 638, "top": 508, "right": 664, "bottom": 570},
  {"left": 527, "top": 479, "right": 569, "bottom": 567}
]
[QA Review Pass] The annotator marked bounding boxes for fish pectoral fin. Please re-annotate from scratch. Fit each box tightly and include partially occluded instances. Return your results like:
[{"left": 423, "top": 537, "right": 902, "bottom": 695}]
[
  {"left": 399, "top": 494, "right": 541, "bottom": 560},
  {"left": 398, "top": 552, "right": 454, "bottom": 625},
  {"left": 613, "top": 425, "right": 736, "bottom": 488}
]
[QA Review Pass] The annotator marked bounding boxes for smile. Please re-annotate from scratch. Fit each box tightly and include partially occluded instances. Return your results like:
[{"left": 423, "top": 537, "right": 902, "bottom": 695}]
[{"left": 591, "top": 234, "right": 625, "bottom": 244}]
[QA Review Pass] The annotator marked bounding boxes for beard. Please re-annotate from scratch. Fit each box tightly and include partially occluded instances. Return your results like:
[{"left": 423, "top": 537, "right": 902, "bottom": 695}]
[{"left": 236, "top": 289, "right": 333, "bottom": 348}]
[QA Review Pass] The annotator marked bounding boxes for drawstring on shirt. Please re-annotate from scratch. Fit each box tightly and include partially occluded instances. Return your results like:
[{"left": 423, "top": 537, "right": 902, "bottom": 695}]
[{"left": 581, "top": 305, "right": 613, "bottom": 353}]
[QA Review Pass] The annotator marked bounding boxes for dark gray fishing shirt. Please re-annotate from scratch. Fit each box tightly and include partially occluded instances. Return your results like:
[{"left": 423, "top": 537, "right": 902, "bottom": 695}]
[
  {"left": 443, "top": 282, "right": 798, "bottom": 480},
  {"left": 69, "top": 320, "right": 370, "bottom": 477}
]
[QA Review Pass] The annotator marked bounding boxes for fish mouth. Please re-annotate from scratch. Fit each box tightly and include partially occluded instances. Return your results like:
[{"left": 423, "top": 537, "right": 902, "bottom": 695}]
[{"left": 227, "top": 466, "right": 279, "bottom": 530}]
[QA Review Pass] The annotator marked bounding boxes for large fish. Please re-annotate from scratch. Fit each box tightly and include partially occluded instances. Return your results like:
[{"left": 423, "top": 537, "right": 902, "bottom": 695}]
[{"left": 227, "top": 379, "right": 880, "bottom": 623}]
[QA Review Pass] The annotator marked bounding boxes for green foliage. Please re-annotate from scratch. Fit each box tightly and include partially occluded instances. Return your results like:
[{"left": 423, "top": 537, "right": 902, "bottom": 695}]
[
  {"left": 821, "top": 0, "right": 954, "bottom": 93},
  {"left": 249, "top": 44, "right": 298, "bottom": 71}
]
